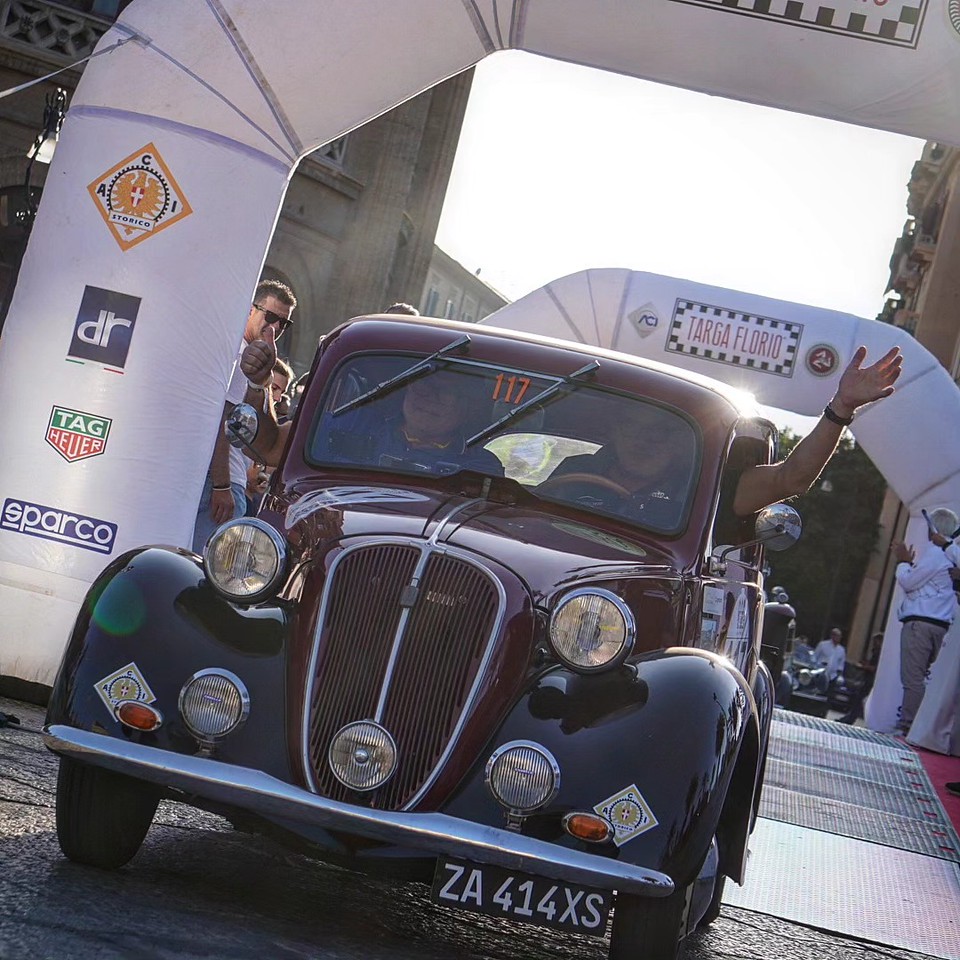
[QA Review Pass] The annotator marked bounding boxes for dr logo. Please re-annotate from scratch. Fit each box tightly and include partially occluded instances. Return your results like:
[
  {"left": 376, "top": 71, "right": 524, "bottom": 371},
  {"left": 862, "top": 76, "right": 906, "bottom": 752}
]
[{"left": 67, "top": 286, "right": 141, "bottom": 371}]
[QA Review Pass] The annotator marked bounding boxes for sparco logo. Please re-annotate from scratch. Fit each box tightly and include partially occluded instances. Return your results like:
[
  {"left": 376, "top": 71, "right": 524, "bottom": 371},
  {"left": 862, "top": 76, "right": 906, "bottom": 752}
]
[{"left": 1, "top": 498, "right": 118, "bottom": 554}]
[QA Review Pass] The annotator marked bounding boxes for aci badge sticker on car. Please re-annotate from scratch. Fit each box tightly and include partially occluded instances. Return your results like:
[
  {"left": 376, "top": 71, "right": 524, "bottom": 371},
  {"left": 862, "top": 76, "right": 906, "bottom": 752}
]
[
  {"left": 594, "top": 784, "right": 659, "bottom": 846},
  {"left": 95, "top": 662, "right": 156, "bottom": 719},
  {"left": 1, "top": 498, "right": 118, "bottom": 554}
]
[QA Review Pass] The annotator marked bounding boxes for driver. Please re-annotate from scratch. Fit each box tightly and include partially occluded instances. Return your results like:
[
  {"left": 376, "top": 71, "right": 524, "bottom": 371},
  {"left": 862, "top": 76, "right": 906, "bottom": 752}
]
[{"left": 369, "top": 372, "right": 504, "bottom": 475}]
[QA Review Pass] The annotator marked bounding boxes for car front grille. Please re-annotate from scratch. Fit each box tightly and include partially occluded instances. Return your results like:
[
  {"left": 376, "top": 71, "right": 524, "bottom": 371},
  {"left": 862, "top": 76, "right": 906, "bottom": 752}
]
[{"left": 305, "top": 541, "right": 502, "bottom": 809}]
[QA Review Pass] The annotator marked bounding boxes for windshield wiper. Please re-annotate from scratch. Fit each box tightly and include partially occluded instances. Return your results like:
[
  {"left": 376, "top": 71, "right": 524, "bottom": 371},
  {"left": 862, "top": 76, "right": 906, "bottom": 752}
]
[
  {"left": 332, "top": 334, "right": 471, "bottom": 416},
  {"left": 466, "top": 360, "right": 599, "bottom": 447}
]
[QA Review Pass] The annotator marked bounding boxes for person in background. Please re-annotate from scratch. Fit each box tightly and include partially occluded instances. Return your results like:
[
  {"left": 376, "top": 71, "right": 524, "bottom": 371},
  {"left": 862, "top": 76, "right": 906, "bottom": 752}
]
[
  {"left": 891, "top": 507, "right": 959, "bottom": 734},
  {"left": 383, "top": 302, "right": 420, "bottom": 316},
  {"left": 245, "top": 357, "right": 295, "bottom": 516},
  {"left": 838, "top": 631, "right": 883, "bottom": 724},
  {"left": 814, "top": 627, "right": 846, "bottom": 682},
  {"left": 192, "top": 279, "right": 296, "bottom": 552}
]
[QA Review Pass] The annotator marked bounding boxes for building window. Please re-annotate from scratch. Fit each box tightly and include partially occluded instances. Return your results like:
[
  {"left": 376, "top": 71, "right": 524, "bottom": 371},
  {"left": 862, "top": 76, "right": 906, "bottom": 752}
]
[
  {"left": 425, "top": 288, "right": 439, "bottom": 316},
  {"left": 316, "top": 136, "right": 348, "bottom": 168},
  {"left": 444, "top": 298, "right": 456, "bottom": 319}
]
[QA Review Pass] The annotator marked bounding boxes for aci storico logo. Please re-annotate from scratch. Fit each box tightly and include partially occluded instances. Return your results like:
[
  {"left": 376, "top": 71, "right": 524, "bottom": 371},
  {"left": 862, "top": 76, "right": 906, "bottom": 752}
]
[
  {"left": 1, "top": 498, "right": 118, "bottom": 554},
  {"left": 67, "top": 286, "right": 141, "bottom": 372}
]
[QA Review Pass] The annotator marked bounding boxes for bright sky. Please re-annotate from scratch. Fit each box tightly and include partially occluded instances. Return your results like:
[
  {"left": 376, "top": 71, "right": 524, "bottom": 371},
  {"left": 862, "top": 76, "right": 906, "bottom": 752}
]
[{"left": 435, "top": 51, "right": 924, "bottom": 433}]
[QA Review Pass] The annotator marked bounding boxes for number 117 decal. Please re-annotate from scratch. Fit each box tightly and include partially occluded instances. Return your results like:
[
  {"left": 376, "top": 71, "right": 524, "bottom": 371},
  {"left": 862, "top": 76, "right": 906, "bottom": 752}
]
[{"left": 492, "top": 373, "right": 531, "bottom": 405}]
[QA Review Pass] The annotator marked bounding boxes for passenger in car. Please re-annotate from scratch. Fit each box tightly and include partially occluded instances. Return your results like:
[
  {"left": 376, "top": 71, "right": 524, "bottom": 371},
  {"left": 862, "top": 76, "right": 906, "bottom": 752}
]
[{"left": 543, "top": 408, "right": 694, "bottom": 526}]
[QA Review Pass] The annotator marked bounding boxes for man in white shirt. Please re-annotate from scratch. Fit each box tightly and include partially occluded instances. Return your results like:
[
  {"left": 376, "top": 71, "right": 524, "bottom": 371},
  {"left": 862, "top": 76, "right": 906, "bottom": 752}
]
[
  {"left": 814, "top": 627, "right": 846, "bottom": 682},
  {"left": 192, "top": 279, "right": 297, "bottom": 553},
  {"left": 891, "top": 507, "right": 959, "bottom": 734}
]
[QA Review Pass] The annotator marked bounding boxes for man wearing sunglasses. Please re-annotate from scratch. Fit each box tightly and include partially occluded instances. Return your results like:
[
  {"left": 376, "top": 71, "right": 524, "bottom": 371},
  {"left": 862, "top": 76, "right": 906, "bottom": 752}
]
[{"left": 192, "top": 278, "right": 297, "bottom": 552}]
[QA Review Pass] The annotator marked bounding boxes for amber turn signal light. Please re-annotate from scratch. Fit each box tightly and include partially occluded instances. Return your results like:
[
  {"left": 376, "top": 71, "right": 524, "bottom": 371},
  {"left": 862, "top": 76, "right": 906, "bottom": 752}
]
[
  {"left": 116, "top": 700, "right": 163, "bottom": 732},
  {"left": 562, "top": 811, "right": 614, "bottom": 844}
]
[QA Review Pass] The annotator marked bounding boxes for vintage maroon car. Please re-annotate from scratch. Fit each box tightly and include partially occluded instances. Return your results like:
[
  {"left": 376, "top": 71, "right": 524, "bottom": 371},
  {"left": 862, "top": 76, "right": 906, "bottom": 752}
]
[{"left": 44, "top": 315, "right": 799, "bottom": 960}]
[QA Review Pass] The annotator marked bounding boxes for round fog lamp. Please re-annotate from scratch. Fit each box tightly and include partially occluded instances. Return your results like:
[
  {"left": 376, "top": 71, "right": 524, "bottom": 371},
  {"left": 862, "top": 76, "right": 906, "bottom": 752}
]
[
  {"left": 179, "top": 669, "right": 249, "bottom": 740},
  {"left": 549, "top": 588, "right": 634, "bottom": 672},
  {"left": 328, "top": 721, "right": 398, "bottom": 791},
  {"left": 485, "top": 741, "right": 560, "bottom": 814},
  {"left": 203, "top": 518, "right": 286, "bottom": 603}
]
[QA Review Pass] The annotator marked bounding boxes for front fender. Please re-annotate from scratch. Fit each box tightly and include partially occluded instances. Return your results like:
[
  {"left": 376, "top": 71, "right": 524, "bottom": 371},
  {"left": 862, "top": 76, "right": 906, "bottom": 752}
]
[
  {"left": 445, "top": 649, "right": 758, "bottom": 886},
  {"left": 45, "top": 546, "right": 292, "bottom": 782}
]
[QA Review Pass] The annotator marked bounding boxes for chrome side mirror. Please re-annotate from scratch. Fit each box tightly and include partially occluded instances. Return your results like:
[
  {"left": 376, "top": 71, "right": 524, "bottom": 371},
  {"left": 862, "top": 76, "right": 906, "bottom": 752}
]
[
  {"left": 711, "top": 503, "right": 802, "bottom": 575},
  {"left": 754, "top": 503, "right": 802, "bottom": 551},
  {"left": 225, "top": 403, "right": 258, "bottom": 449}
]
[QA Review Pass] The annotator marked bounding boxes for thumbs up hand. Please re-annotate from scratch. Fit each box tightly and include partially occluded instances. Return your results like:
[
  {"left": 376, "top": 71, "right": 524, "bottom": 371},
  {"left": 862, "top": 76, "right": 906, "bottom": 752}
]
[{"left": 241, "top": 323, "right": 277, "bottom": 388}]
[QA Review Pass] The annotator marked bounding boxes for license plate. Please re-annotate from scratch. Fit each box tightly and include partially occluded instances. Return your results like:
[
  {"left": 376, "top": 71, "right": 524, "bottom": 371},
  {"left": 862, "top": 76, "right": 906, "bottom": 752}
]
[{"left": 431, "top": 857, "right": 611, "bottom": 936}]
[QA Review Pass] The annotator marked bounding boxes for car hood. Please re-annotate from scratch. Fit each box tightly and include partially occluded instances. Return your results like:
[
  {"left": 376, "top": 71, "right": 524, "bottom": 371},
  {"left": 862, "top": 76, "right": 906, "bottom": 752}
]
[{"left": 273, "top": 481, "right": 681, "bottom": 598}]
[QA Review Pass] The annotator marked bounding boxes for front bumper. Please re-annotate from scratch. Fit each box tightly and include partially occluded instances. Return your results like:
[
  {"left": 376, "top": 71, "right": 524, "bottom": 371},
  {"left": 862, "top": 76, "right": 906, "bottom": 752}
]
[{"left": 44, "top": 725, "right": 674, "bottom": 897}]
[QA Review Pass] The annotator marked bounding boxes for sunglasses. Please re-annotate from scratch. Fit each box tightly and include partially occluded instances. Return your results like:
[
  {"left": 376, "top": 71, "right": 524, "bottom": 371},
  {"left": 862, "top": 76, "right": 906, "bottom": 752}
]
[{"left": 252, "top": 303, "right": 293, "bottom": 335}]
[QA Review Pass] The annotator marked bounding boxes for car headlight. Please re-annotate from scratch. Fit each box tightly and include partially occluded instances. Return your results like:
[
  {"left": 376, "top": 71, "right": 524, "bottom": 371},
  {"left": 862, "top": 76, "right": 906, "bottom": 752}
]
[
  {"left": 549, "top": 588, "right": 634, "bottom": 672},
  {"left": 203, "top": 518, "right": 287, "bottom": 602},
  {"left": 485, "top": 741, "right": 560, "bottom": 814},
  {"left": 328, "top": 721, "right": 398, "bottom": 791},
  {"left": 179, "top": 669, "right": 249, "bottom": 740}
]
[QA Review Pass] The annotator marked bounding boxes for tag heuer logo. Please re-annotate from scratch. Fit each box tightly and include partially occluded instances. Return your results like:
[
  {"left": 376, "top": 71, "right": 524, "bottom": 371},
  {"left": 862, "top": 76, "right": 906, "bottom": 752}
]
[
  {"left": 46, "top": 405, "right": 112, "bottom": 462},
  {"left": 88, "top": 143, "right": 192, "bottom": 250}
]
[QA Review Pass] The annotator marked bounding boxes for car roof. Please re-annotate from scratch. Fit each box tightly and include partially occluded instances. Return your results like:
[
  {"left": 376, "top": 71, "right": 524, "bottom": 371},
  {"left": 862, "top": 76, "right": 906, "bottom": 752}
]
[{"left": 335, "top": 314, "right": 762, "bottom": 420}]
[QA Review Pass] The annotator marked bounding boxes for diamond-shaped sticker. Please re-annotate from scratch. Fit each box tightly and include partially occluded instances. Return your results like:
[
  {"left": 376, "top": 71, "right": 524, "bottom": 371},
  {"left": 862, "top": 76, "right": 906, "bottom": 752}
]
[
  {"left": 594, "top": 783, "right": 659, "bottom": 846},
  {"left": 95, "top": 662, "right": 156, "bottom": 720},
  {"left": 88, "top": 143, "right": 192, "bottom": 251}
]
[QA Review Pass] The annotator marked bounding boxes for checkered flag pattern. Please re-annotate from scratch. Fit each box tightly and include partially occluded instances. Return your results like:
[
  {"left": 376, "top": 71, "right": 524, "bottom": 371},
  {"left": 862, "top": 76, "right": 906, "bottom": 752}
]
[
  {"left": 668, "top": 300, "right": 802, "bottom": 377},
  {"left": 671, "top": 0, "right": 925, "bottom": 48}
]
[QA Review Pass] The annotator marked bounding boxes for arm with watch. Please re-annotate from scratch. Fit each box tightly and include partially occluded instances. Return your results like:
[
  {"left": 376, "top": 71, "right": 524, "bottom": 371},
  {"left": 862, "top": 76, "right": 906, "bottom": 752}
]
[{"left": 732, "top": 345, "right": 903, "bottom": 517}]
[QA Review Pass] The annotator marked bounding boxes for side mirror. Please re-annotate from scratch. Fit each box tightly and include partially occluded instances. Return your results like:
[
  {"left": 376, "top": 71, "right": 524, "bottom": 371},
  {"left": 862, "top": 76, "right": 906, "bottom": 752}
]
[
  {"left": 711, "top": 502, "right": 802, "bottom": 575},
  {"left": 224, "top": 402, "right": 267, "bottom": 465},
  {"left": 754, "top": 503, "right": 802, "bottom": 551}
]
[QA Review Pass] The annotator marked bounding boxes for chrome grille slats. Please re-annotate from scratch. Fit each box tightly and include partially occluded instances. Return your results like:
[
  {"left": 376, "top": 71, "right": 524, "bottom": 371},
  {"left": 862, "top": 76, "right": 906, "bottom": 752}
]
[
  {"left": 308, "top": 544, "right": 420, "bottom": 783},
  {"left": 305, "top": 539, "right": 503, "bottom": 809},
  {"left": 380, "top": 553, "right": 499, "bottom": 806}
]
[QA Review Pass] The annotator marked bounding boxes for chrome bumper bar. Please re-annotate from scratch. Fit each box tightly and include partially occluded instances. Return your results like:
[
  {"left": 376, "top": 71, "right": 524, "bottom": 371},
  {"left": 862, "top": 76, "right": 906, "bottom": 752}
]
[{"left": 45, "top": 725, "right": 673, "bottom": 897}]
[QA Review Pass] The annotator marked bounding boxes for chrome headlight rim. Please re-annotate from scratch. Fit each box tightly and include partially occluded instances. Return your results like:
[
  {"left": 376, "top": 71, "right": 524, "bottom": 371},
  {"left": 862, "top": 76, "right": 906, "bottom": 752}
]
[
  {"left": 548, "top": 587, "right": 636, "bottom": 674},
  {"left": 177, "top": 667, "right": 250, "bottom": 741},
  {"left": 327, "top": 720, "right": 399, "bottom": 792},
  {"left": 484, "top": 739, "right": 561, "bottom": 815},
  {"left": 202, "top": 517, "right": 288, "bottom": 604}
]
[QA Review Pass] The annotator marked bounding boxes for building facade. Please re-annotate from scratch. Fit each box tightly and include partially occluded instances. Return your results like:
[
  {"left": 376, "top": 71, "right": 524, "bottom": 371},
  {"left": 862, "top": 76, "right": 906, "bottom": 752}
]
[
  {"left": 0, "top": 0, "right": 503, "bottom": 377},
  {"left": 848, "top": 142, "right": 960, "bottom": 657}
]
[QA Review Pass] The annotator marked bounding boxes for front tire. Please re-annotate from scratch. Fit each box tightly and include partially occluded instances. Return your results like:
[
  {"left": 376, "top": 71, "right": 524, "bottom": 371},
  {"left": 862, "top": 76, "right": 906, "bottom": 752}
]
[
  {"left": 609, "top": 886, "right": 686, "bottom": 960},
  {"left": 55, "top": 756, "right": 160, "bottom": 869}
]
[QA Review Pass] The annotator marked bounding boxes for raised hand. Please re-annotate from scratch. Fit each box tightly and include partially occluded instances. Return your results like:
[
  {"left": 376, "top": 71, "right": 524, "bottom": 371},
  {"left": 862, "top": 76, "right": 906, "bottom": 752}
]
[
  {"left": 832, "top": 346, "right": 903, "bottom": 418},
  {"left": 240, "top": 323, "right": 277, "bottom": 388}
]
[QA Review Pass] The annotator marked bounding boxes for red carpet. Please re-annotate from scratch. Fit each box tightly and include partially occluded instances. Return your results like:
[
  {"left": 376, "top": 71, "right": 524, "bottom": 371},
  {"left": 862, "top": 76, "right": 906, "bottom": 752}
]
[{"left": 911, "top": 744, "right": 960, "bottom": 837}]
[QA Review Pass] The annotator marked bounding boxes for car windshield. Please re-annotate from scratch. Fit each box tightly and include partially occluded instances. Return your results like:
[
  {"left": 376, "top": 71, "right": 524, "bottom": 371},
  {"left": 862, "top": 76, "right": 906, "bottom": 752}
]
[{"left": 307, "top": 354, "right": 701, "bottom": 533}]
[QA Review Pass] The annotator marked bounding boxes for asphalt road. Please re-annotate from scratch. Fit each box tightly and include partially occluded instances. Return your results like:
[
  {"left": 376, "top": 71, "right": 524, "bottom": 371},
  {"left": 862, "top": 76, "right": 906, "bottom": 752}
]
[{"left": 0, "top": 696, "right": 938, "bottom": 960}]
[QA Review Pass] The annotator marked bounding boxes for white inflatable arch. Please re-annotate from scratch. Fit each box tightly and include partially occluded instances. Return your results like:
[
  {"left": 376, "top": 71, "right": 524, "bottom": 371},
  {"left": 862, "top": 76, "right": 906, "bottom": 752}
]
[{"left": 2, "top": 0, "right": 960, "bottom": 689}]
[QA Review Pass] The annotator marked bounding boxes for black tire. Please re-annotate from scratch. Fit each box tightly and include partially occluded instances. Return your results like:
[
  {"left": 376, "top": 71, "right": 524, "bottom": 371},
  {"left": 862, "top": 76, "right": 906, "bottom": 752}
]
[
  {"left": 609, "top": 886, "right": 687, "bottom": 960},
  {"left": 696, "top": 874, "right": 726, "bottom": 929},
  {"left": 55, "top": 756, "right": 160, "bottom": 869}
]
